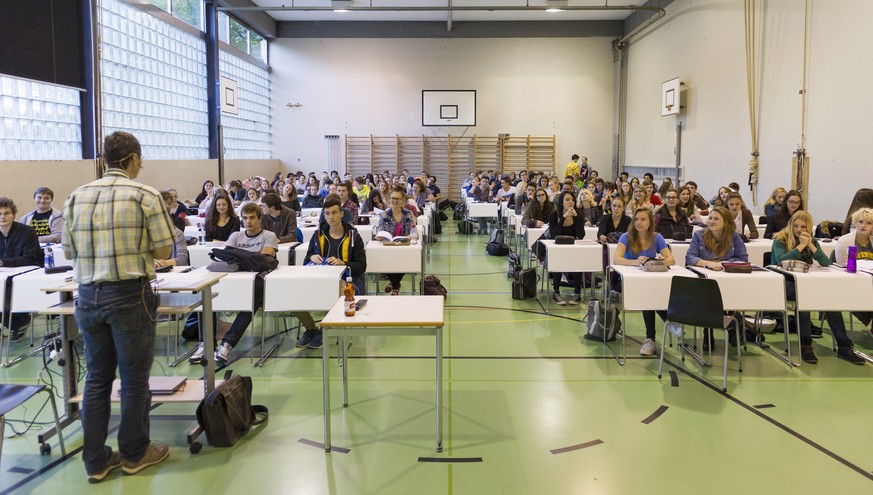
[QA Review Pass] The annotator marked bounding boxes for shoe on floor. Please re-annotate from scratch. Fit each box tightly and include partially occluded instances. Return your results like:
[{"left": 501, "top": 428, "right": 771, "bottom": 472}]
[
  {"left": 87, "top": 451, "right": 122, "bottom": 483},
  {"left": 567, "top": 294, "right": 582, "bottom": 306},
  {"left": 837, "top": 346, "right": 865, "bottom": 365},
  {"left": 384, "top": 283, "right": 393, "bottom": 294},
  {"left": 810, "top": 326, "right": 823, "bottom": 339},
  {"left": 296, "top": 329, "right": 317, "bottom": 348},
  {"left": 800, "top": 345, "right": 818, "bottom": 364},
  {"left": 188, "top": 343, "right": 205, "bottom": 364},
  {"left": 122, "top": 443, "right": 170, "bottom": 475},
  {"left": 666, "top": 322, "right": 684, "bottom": 337},
  {"left": 640, "top": 338, "right": 657, "bottom": 356},
  {"left": 307, "top": 330, "right": 324, "bottom": 349},
  {"left": 9, "top": 328, "right": 27, "bottom": 343},
  {"left": 214, "top": 342, "right": 232, "bottom": 365},
  {"left": 552, "top": 292, "right": 567, "bottom": 306}
]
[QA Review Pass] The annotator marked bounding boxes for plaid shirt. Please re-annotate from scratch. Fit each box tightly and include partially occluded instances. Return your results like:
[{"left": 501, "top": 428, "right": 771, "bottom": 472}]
[{"left": 63, "top": 169, "right": 175, "bottom": 284}]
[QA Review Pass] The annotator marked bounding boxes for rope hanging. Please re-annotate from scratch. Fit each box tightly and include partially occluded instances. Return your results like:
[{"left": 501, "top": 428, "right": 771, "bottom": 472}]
[{"left": 744, "top": 0, "right": 760, "bottom": 205}]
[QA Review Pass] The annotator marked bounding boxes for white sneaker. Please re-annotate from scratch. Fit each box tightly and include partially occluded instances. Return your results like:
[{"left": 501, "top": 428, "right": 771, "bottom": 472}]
[
  {"left": 188, "top": 343, "right": 205, "bottom": 364},
  {"left": 214, "top": 342, "right": 232, "bottom": 365},
  {"left": 640, "top": 338, "right": 657, "bottom": 356},
  {"left": 666, "top": 322, "right": 684, "bottom": 337}
]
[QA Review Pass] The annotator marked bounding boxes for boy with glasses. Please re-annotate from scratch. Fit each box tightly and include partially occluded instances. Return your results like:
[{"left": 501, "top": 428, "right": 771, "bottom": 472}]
[{"left": 0, "top": 197, "right": 43, "bottom": 342}]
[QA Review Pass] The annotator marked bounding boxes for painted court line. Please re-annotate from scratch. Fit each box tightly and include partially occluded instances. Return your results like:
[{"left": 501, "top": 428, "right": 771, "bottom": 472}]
[
  {"left": 753, "top": 404, "right": 776, "bottom": 409},
  {"left": 418, "top": 457, "right": 483, "bottom": 463},
  {"left": 550, "top": 439, "right": 604, "bottom": 455},
  {"left": 641, "top": 405, "right": 669, "bottom": 424},
  {"left": 669, "top": 370, "right": 679, "bottom": 387},
  {"left": 298, "top": 438, "right": 350, "bottom": 453}
]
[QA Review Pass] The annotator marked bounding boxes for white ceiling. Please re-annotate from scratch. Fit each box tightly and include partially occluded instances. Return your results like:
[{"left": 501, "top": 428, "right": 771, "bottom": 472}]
[{"left": 244, "top": 0, "right": 641, "bottom": 23}]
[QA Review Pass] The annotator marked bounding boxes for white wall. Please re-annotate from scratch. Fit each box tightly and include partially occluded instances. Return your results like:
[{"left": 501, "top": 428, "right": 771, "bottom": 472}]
[
  {"left": 623, "top": 0, "right": 873, "bottom": 221},
  {"left": 270, "top": 37, "right": 615, "bottom": 177}
]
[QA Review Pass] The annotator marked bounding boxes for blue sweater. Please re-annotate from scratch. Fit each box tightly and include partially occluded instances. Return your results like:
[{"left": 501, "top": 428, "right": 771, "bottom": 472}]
[{"left": 685, "top": 231, "right": 748, "bottom": 266}]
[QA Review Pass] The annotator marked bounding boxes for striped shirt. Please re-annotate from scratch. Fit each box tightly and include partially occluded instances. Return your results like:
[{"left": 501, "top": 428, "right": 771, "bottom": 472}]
[{"left": 62, "top": 169, "right": 175, "bottom": 284}]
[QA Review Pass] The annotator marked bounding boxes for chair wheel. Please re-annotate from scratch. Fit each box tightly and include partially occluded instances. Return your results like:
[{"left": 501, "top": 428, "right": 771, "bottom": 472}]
[
  {"left": 189, "top": 442, "right": 202, "bottom": 454},
  {"left": 40, "top": 443, "right": 51, "bottom": 456}
]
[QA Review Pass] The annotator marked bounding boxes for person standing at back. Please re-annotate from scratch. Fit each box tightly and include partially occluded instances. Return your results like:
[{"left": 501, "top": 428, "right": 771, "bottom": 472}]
[{"left": 63, "top": 131, "right": 176, "bottom": 483}]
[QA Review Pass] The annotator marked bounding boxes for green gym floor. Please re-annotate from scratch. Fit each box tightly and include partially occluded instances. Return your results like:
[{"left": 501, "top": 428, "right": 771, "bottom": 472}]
[{"left": 2, "top": 228, "right": 873, "bottom": 494}]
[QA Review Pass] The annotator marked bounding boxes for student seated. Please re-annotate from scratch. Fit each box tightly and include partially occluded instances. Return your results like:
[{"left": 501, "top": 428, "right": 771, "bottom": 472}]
[
  {"left": 212, "top": 204, "right": 280, "bottom": 365},
  {"left": 19, "top": 186, "right": 64, "bottom": 244},
  {"left": 764, "top": 189, "right": 803, "bottom": 239},
  {"left": 548, "top": 191, "right": 586, "bottom": 306},
  {"left": 686, "top": 206, "right": 751, "bottom": 350},
  {"left": 834, "top": 207, "right": 873, "bottom": 339},
  {"left": 280, "top": 183, "right": 301, "bottom": 212},
  {"left": 725, "top": 192, "right": 759, "bottom": 240},
  {"left": 576, "top": 189, "right": 599, "bottom": 226},
  {"left": 598, "top": 197, "right": 631, "bottom": 243},
  {"left": 613, "top": 208, "right": 675, "bottom": 356},
  {"left": 337, "top": 181, "right": 360, "bottom": 225},
  {"left": 156, "top": 191, "right": 190, "bottom": 268},
  {"left": 676, "top": 186, "right": 704, "bottom": 223},
  {"left": 301, "top": 183, "right": 324, "bottom": 209},
  {"left": 375, "top": 186, "right": 416, "bottom": 295},
  {"left": 772, "top": 210, "right": 864, "bottom": 365},
  {"left": 260, "top": 193, "right": 298, "bottom": 243},
  {"left": 515, "top": 184, "right": 535, "bottom": 215},
  {"left": 0, "top": 197, "right": 43, "bottom": 342},
  {"left": 654, "top": 188, "right": 690, "bottom": 238},
  {"left": 763, "top": 187, "right": 787, "bottom": 218},
  {"left": 204, "top": 192, "right": 241, "bottom": 242},
  {"left": 296, "top": 194, "right": 367, "bottom": 349}
]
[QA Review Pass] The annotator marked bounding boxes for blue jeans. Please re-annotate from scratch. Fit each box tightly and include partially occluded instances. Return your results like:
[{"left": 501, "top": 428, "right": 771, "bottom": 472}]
[{"left": 75, "top": 279, "right": 159, "bottom": 473}]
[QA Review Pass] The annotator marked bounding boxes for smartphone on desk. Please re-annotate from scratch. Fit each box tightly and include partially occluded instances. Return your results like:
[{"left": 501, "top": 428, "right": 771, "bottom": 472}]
[{"left": 355, "top": 299, "right": 368, "bottom": 311}]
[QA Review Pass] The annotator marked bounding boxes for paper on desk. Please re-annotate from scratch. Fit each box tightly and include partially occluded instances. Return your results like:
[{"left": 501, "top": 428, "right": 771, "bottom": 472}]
[{"left": 154, "top": 272, "right": 213, "bottom": 288}]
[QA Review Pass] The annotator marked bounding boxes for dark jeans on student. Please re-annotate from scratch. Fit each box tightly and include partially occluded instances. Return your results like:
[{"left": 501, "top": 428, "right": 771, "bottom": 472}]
[
  {"left": 642, "top": 310, "right": 668, "bottom": 340},
  {"left": 786, "top": 280, "right": 853, "bottom": 346},
  {"left": 552, "top": 272, "right": 581, "bottom": 294},
  {"left": 387, "top": 273, "right": 405, "bottom": 290},
  {"left": 222, "top": 276, "right": 264, "bottom": 348},
  {"left": 75, "top": 278, "right": 158, "bottom": 474}
]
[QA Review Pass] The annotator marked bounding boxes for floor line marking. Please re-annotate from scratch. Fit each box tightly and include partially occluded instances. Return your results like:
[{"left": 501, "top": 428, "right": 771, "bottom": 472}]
[
  {"left": 754, "top": 404, "right": 776, "bottom": 409},
  {"left": 669, "top": 370, "right": 679, "bottom": 387},
  {"left": 550, "top": 439, "right": 604, "bottom": 454},
  {"left": 418, "top": 457, "right": 482, "bottom": 463},
  {"left": 297, "top": 438, "right": 350, "bottom": 453},
  {"left": 641, "top": 405, "right": 669, "bottom": 424}
]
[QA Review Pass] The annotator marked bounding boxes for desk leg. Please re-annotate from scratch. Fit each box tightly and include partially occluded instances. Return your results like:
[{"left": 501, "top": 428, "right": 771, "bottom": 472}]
[
  {"left": 201, "top": 286, "right": 215, "bottom": 394},
  {"left": 37, "top": 291, "right": 80, "bottom": 447},
  {"left": 341, "top": 336, "right": 349, "bottom": 407},
  {"left": 323, "top": 331, "right": 332, "bottom": 452},
  {"left": 436, "top": 326, "right": 443, "bottom": 453}
]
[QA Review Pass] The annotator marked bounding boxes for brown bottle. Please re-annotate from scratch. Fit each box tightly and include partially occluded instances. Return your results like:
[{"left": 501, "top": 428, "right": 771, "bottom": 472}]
[{"left": 344, "top": 276, "right": 356, "bottom": 316}]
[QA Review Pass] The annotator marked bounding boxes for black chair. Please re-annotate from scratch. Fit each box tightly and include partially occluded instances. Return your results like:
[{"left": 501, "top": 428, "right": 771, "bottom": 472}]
[
  {"left": 0, "top": 384, "right": 66, "bottom": 464},
  {"left": 657, "top": 277, "right": 740, "bottom": 392}
]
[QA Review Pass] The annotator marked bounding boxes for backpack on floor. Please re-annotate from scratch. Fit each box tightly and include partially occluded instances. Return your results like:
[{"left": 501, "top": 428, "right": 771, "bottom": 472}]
[
  {"left": 489, "top": 228, "right": 505, "bottom": 245},
  {"left": 511, "top": 268, "right": 537, "bottom": 300},
  {"left": 507, "top": 252, "right": 522, "bottom": 278},
  {"left": 423, "top": 275, "right": 448, "bottom": 298},
  {"left": 453, "top": 203, "right": 467, "bottom": 220},
  {"left": 584, "top": 300, "right": 621, "bottom": 342},
  {"left": 486, "top": 240, "right": 510, "bottom": 256},
  {"left": 458, "top": 220, "right": 474, "bottom": 234}
]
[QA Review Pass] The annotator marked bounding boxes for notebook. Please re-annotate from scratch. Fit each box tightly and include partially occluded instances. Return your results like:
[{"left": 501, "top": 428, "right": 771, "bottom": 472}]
[{"left": 148, "top": 376, "right": 187, "bottom": 395}]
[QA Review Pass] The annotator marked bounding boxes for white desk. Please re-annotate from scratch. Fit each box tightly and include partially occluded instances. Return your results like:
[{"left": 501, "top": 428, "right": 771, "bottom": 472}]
[
  {"left": 319, "top": 295, "right": 445, "bottom": 452},
  {"left": 540, "top": 240, "right": 604, "bottom": 272},
  {"left": 607, "top": 265, "right": 698, "bottom": 365},
  {"left": 365, "top": 240, "right": 424, "bottom": 294}
]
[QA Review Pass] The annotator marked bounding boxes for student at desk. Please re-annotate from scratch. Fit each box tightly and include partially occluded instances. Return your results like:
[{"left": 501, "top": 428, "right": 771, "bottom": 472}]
[
  {"left": 375, "top": 186, "right": 416, "bottom": 296},
  {"left": 613, "top": 208, "right": 675, "bottom": 357},
  {"left": 772, "top": 210, "right": 864, "bottom": 365},
  {"left": 834, "top": 207, "right": 873, "bottom": 338},
  {"left": 296, "top": 194, "right": 367, "bottom": 349},
  {"left": 598, "top": 197, "right": 631, "bottom": 243},
  {"left": 764, "top": 189, "right": 803, "bottom": 239},
  {"left": 548, "top": 191, "right": 585, "bottom": 306},
  {"left": 204, "top": 193, "right": 240, "bottom": 242},
  {"left": 0, "top": 197, "right": 43, "bottom": 342},
  {"left": 156, "top": 191, "right": 190, "bottom": 268},
  {"left": 686, "top": 206, "right": 751, "bottom": 350}
]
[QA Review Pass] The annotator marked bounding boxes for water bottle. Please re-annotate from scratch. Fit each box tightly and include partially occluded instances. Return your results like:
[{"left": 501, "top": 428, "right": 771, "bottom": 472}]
[
  {"left": 409, "top": 226, "right": 419, "bottom": 244},
  {"left": 198, "top": 224, "right": 205, "bottom": 245},
  {"left": 847, "top": 245, "right": 858, "bottom": 273},
  {"left": 44, "top": 245, "right": 55, "bottom": 268}
]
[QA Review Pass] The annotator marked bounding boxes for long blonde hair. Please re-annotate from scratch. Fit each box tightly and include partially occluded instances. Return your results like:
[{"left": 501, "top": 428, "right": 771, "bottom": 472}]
[
  {"left": 774, "top": 210, "right": 814, "bottom": 252},
  {"left": 627, "top": 208, "right": 655, "bottom": 255},
  {"left": 702, "top": 207, "right": 737, "bottom": 259},
  {"left": 764, "top": 187, "right": 787, "bottom": 208}
]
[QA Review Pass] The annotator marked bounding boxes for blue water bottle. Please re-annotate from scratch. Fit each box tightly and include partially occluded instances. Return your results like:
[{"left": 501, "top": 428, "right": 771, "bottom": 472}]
[
  {"left": 44, "top": 245, "right": 55, "bottom": 268},
  {"left": 847, "top": 245, "right": 858, "bottom": 273}
]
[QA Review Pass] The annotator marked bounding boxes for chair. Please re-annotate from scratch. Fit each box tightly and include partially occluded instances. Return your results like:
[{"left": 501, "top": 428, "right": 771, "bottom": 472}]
[
  {"left": 0, "top": 384, "right": 66, "bottom": 464},
  {"left": 657, "top": 277, "right": 740, "bottom": 392}
]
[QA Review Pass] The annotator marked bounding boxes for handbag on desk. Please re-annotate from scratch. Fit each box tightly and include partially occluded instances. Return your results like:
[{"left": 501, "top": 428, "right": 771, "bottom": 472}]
[
  {"left": 554, "top": 235, "right": 574, "bottom": 245},
  {"left": 641, "top": 259, "right": 669, "bottom": 272},
  {"left": 722, "top": 261, "right": 753, "bottom": 273}
]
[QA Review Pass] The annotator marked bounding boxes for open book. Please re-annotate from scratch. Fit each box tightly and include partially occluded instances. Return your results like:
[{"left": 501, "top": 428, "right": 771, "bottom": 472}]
[{"left": 374, "top": 231, "right": 411, "bottom": 245}]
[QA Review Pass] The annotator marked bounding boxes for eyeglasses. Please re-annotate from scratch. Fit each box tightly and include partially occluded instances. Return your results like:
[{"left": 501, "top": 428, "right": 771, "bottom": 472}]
[
  {"left": 666, "top": 196, "right": 678, "bottom": 200},
  {"left": 0, "top": 211, "right": 13, "bottom": 217},
  {"left": 787, "top": 200, "right": 801, "bottom": 206},
  {"left": 390, "top": 196, "right": 404, "bottom": 202}
]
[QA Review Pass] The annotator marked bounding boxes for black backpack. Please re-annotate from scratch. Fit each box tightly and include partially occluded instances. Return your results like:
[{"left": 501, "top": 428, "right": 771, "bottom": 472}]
[
  {"left": 458, "top": 221, "right": 474, "bottom": 234},
  {"left": 486, "top": 241, "right": 509, "bottom": 256},
  {"left": 209, "top": 246, "right": 279, "bottom": 273},
  {"left": 511, "top": 268, "right": 537, "bottom": 300},
  {"left": 453, "top": 203, "right": 467, "bottom": 220}
]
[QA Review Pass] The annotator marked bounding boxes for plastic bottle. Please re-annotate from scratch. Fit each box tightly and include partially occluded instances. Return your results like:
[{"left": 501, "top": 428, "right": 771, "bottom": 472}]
[
  {"left": 198, "top": 224, "right": 205, "bottom": 245},
  {"left": 344, "top": 276, "right": 356, "bottom": 316},
  {"left": 847, "top": 245, "right": 858, "bottom": 273},
  {"left": 44, "top": 245, "right": 55, "bottom": 268},
  {"left": 409, "top": 226, "right": 419, "bottom": 244}
]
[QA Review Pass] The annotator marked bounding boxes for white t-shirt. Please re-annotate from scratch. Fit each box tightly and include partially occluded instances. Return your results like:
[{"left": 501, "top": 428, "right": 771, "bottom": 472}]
[{"left": 227, "top": 229, "right": 279, "bottom": 253}]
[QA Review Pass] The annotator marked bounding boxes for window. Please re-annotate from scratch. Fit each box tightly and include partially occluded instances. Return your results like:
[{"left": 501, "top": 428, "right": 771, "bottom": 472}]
[
  {"left": 229, "top": 18, "right": 248, "bottom": 53},
  {"left": 218, "top": 12, "right": 229, "bottom": 44},
  {"left": 219, "top": 50, "right": 271, "bottom": 159},
  {"left": 147, "top": 0, "right": 201, "bottom": 29},
  {"left": 0, "top": 75, "right": 82, "bottom": 160},
  {"left": 223, "top": 15, "right": 268, "bottom": 64}
]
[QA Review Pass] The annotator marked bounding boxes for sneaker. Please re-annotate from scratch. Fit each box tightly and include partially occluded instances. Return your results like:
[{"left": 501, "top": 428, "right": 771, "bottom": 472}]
[
  {"left": 640, "top": 338, "right": 657, "bottom": 356},
  {"left": 568, "top": 294, "right": 582, "bottom": 306},
  {"left": 122, "top": 443, "right": 170, "bottom": 475},
  {"left": 837, "top": 346, "right": 865, "bottom": 365},
  {"left": 188, "top": 343, "right": 205, "bottom": 364},
  {"left": 810, "top": 326, "right": 823, "bottom": 339},
  {"left": 87, "top": 451, "right": 122, "bottom": 483},
  {"left": 9, "top": 328, "right": 27, "bottom": 343},
  {"left": 552, "top": 293, "right": 567, "bottom": 306},
  {"left": 666, "top": 322, "right": 684, "bottom": 337},
  {"left": 800, "top": 345, "right": 818, "bottom": 364},
  {"left": 307, "top": 330, "right": 324, "bottom": 349},
  {"left": 296, "top": 329, "right": 317, "bottom": 348},
  {"left": 214, "top": 342, "right": 232, "bottom": 365}
]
